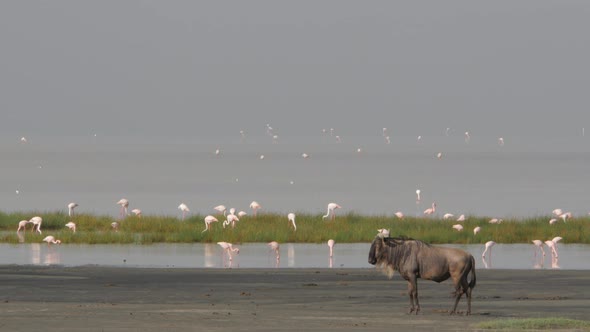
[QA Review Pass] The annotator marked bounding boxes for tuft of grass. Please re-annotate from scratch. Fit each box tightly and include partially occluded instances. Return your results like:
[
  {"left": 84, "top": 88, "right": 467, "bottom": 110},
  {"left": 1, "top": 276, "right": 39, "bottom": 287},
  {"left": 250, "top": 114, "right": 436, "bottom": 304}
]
[
  {"left": 1, "top": 210, "right": 589, "bottom": 245},
  {"left": 476, "top": 317, "right": 590, "bottom": 330}
]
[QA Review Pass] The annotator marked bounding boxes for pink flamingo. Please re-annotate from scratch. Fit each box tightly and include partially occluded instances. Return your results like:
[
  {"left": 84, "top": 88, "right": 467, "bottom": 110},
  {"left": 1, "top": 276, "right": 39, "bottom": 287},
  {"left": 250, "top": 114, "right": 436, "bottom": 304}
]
[
  {"left": 131, "top": 209, "right": 142, "bottom": 218},
  {"left": 30, "top": 216, "right": 42, "bottom": 234},
  {"left": 222, "top": 214, "right": 239, "bottom": 228},
  {"left": 202, "top": 215, "right": 219, "bottom": 233},
  {"left": 423, "top": 202, "right": 436, "bottom": 216},
  {"left": 65, "top": 222, "right": 76, "bottom": 233},
  {"left": 67, "top": 202, "right": 78, "bottom": 217},
  {"left": 17, "top": 220, "right": 31, "bottom": 233},
  {"left": 545, "top": 240, "right": 559, "bottom": 258},
  {"left": 268, "top": 241, "right": 280, "bottom": 265},
  {"left": 116, "top": 199, "right": 129, "bottom": 219},
  {"left": 532, "top": 240, "right": 545, "bottom": 259},
  {"left": 473, "top": 226, "right": 481, "bottom": 235},
  {"left": 452, "top": 224, "right": 463, "bottom": 231},
  {"left": 443, "top": 213, "right": 454, "bottom": 220},
  {"left": 327, "top": 239, "right": 335, "bottom": 257},
  {"left": 394, "top": 211, "right": 404, "bottom": 219},
  {"left": 481, "top": 241, "right": 496, "bottom": 268},
  {"left": 178, "top": 203, "right": 189, "bottom": 220},
  {"left": 42, "top": 235, "right": 61, "bottom": 247},
  {"left": 250, "top": 201, "right": 261, "bottom": 217},
  {"left": 322, "top": 203, "right": 341, "bottom": 221},
  {"left": 217, "top": 242, "right": 239, "bottom": 266},
  {"left": 213, "top": 205, "right": 227, "bottom": 216},
  {"left": 287, "top": 213, "right": 296, "bottom": 231}
]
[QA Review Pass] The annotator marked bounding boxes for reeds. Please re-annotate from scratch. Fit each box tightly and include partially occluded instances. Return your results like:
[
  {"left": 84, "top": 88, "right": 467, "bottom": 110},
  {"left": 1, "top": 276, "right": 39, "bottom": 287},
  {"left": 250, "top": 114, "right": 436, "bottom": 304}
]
[{"left": 1, "top": 211, "right": 588, "bottom": 245}]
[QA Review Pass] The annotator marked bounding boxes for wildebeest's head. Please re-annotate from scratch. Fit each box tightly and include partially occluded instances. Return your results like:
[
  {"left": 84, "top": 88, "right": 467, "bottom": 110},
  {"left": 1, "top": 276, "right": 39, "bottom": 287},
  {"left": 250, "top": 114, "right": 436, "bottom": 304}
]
[{"left": 368, "top": 234, "right": 390, "bottom": 265}]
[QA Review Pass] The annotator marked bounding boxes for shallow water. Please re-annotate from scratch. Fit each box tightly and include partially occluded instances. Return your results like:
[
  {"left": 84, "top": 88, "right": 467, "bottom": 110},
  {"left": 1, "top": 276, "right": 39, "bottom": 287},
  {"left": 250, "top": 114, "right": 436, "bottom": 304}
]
[{"left": 1, "top": 243, "right": 587, "bottom": 270}]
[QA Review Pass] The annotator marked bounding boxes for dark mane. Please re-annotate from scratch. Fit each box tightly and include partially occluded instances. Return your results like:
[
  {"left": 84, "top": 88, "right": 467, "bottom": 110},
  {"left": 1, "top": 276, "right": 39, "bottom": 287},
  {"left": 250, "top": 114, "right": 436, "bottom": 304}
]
[{"left": 384, "top": 235, "right": 432, "bottom": 248}]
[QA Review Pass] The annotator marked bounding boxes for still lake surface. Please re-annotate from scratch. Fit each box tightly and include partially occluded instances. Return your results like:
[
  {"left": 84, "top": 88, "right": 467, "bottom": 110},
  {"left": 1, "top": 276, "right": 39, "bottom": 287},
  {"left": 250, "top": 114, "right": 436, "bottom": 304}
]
[
  {"left": 2, "top": 243, "right": 588, "bottom": 270},
  {"left": 1, "top": 134, "right": 590, "bottom": 219}
]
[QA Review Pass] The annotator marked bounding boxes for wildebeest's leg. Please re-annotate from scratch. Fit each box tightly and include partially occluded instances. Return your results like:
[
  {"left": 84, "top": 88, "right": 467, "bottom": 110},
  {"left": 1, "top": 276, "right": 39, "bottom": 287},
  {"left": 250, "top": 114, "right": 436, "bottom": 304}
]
[
  {"left": 450, "top": 278, "right": 467, "bottom": 315},
  {"left": 466, "top": 281, "right": 473, "bottom": 315},
  {"left": 407, "top": 276, "right": 420, "bottom": 314}
]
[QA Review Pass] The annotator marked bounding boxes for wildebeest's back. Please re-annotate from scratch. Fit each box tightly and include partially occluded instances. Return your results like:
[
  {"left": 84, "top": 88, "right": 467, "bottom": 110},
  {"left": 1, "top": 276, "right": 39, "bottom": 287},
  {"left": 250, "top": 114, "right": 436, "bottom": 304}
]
[{"left": 416, "top": 246, "right": 471, "bottom": 282}]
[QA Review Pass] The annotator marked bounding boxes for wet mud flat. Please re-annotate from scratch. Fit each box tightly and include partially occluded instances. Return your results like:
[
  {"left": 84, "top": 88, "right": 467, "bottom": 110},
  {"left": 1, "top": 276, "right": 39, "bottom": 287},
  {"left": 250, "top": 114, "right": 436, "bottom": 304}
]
[{"left": 0, "top": 266, "right": 588, "bottom": 331}]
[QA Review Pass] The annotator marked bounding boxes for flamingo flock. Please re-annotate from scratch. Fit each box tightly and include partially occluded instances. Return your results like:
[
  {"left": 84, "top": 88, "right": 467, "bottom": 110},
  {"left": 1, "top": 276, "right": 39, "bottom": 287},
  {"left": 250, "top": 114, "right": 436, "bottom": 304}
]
[{"left": 10, "top": 187, "right": 571, "bottom": 271}]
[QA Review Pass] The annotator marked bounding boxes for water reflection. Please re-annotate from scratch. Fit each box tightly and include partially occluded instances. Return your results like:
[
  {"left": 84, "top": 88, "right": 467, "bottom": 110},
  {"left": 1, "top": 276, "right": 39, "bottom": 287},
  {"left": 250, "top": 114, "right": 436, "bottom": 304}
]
[
  {"left": 287, "top": 244, "right": 295, "bottom": 267},
  {"left": 0, "top": 243, "right": 588, "bottom": 269},
  {"left": 203, "top": 243, "right": 215, "bottom": 268}
]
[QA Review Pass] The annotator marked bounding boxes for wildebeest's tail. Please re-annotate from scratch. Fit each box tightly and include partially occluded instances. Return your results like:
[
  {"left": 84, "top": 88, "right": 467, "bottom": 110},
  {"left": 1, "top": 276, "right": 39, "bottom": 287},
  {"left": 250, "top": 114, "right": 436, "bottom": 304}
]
[{"left": 469, "top": 255, "right": 476, "bottom": 289}]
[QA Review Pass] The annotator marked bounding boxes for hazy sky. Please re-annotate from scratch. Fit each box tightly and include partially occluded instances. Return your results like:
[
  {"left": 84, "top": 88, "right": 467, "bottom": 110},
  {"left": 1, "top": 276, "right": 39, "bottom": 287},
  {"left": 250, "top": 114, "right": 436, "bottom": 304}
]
[{"left": 1, "top": 1, "right": 589, "bottom": 140}]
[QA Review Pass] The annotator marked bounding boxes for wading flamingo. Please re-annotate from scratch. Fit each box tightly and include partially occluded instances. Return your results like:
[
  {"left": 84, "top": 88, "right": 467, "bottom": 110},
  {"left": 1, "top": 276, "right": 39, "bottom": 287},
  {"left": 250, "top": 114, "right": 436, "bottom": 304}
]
[
  {"left": 287, "top": 213, "right": 296, "bottom": 231},
  {"left": 532, "top": 240, "right": 545, "bottom": 259},
  {"left": 65, "top": 222, "right": 76, "bottom": 233},
  {"left": 17, "top": 220, "right": 31, "bottom": 233},
  {"left": 202, "top": 215, "right": 218, "bottom": 233},
  {"left": 250, "top": 201, "right": 261, "bottom": 217},
  {"left": 217, "top": 242, "right": 239, "bottom": 266},
  {"left": 42, "top": 235, "right": 61, "bottom": 247},
  {"left": 545, "top": 240, "right": 559, "bottom": 259},
  {"left": 482, "top": 241, "right": 496, "bottom": 260},
  {"left": 322, "top": 203, "right": 341, "bottom": 221},
  {"left": 237, "top": 211, "right": 247, "bottom": 218},
  {"left": 268, "top": 241, "right": 280, "bottom": 265},
  {"left": 452, "top": 224, "right": 463, "bottom": 231},
  {"left": 457, "top": 214, "right": 466, "bottom": 222},
  {"left": 178, "top": 203, "right": 190, "bottom": 220},
  {"left": 67, "top": 202, "right": 78, "bottom": 217},
  {"left": 327, "top": 239, "right": 335, "bottom": 258},
  {"left": 394, "top": 211, "right": 404, "bottom": 219},
  {"left": 116, "top": 199, "right": 129, "bottom": 218},
  {"left": 30, "top": 216, "right": 42, "bottom": 234}
]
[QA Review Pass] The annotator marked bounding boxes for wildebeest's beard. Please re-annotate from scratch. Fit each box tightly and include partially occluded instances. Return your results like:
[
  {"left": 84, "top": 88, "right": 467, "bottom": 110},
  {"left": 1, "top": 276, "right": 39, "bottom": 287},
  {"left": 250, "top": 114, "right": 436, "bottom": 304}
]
[{"left": 368, "top": 238, "right": 379, "bottom": 265}]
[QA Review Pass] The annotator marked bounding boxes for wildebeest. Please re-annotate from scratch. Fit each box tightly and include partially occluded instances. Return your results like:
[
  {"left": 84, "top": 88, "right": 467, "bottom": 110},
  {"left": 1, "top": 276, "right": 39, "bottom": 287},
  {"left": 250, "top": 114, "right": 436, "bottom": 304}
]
[{"left": 368, "top": 235, "right": 476, "bottom": 315}]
